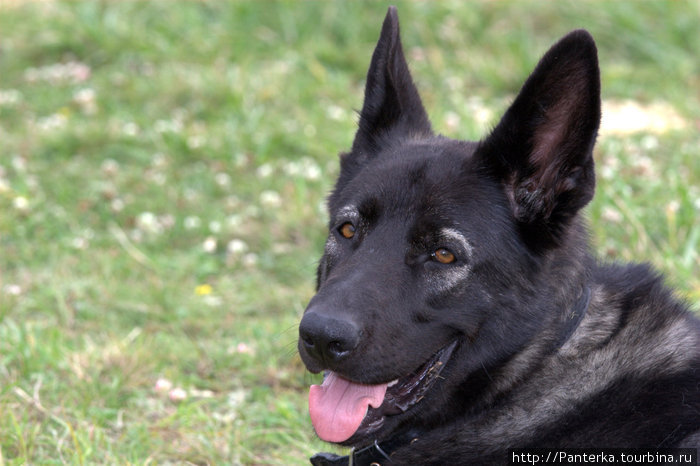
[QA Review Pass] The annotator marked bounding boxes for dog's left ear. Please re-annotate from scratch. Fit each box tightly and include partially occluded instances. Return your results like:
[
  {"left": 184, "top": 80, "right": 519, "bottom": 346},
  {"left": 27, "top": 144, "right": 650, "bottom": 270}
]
[
  {"left": 477, "top": 30, "right": 601, "bottom": 252},
  {"left": 350, "top": 6, "right": 433, "bottom": 158}
]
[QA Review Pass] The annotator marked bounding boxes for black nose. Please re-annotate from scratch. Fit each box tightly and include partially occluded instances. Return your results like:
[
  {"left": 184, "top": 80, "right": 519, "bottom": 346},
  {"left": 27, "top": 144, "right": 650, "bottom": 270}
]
[{"left": 299, "top": 310, "right": 360, "bottom": 365}]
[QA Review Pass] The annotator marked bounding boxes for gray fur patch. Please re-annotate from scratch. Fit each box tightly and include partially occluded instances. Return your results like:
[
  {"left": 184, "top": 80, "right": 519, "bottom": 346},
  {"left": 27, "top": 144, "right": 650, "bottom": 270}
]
[
  {"left": 324, "top": 233, "right": 340, "bottom": 256},
  {"left": 426, "top": 228, "right": 474, "bottom": 293},
  {"left": 335, "top": 205, "right": 359, "bottom": 222},
  {"left": 440, "top": 228, "right": 474, "bottom": 259}
]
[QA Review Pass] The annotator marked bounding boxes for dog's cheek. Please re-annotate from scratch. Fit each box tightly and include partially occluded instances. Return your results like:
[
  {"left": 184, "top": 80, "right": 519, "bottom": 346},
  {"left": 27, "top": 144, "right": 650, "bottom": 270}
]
[
  {"left": 422, "top": 265, "right": 473, "bottom": 304},
  {"left": 421, "top": 274, "right": 490, "bottom": 338}
]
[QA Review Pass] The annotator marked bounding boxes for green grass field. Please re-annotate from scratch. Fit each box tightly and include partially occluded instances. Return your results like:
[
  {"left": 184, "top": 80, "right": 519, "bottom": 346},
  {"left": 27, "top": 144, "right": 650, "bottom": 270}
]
[{"left": 0, "top": 1, "right": 698, "bottom": 464}]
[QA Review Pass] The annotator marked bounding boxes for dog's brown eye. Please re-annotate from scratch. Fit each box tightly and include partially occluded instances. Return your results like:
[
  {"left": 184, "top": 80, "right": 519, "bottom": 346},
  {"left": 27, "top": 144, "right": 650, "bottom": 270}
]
[
  {"left": 433, "top": 248, "right": 455, "bottom": 264},
  {"left": 339, "top": 222, "right": 356, "bottom": 239}
]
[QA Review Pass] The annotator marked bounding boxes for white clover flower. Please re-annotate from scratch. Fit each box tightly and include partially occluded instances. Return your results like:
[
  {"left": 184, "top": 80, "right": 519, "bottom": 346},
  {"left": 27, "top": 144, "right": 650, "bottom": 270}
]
[
  {"left": 154, "top": 377, "right": 173, "bottom": 394},
  {"left": 215, "top": 172, "right": 231, "bottom": 187},
  {"left": 283, "top": 161, "right": 300, "bottom": 176},
  {"left": 4, "top": 284, "right": 22, "bottom": 296},
  {"left": 225, "top": 195, "right": 241, "bottom": 210},
  {"left": 233, "top": 153, "right": 247, "bottom": 168},
  {"left": 73, "top": 87, "right": 95, "bottom": 103},
  {"left": 24, "top": 61, "right": 91, "bottom": 84},
  {"left": 234, "top": 342, "right": 255, "bottom": 355},
  {"left": 111, "top": 198, "right": 125, "bottom": 212},
  {"left": 243, "top": 205, "right": 260, "bottom": 217},
  {"left": 256, "top": 163, "right": 273, "bottom": 178},
  {"left": 149, "top": 171, "right": 167, "bottom": 186},
  {"left": 13, "top": 196, "right": 29, "bottom": 211},
  {"left": 187, "top": 135, "right": 205, "bottom": 149},
  {"left": 208, "top": 221, "right": 222, "bottom": 234},
  {"left": 227, "top": 239, "right": 248, "bottom": 255},
  {"left": 184, "top": 216, "right": 201, "bottom": 230},
  {"left": 242, "top": 253, "right": 258, "bottom": 267},
  {"left": 600, "top": 157, "right": 619, "bottom": 180},
  {"left": 122, "top": 122, "right": 139, "bottom": 136},
  {"left": 226, "top": 214, "right": 243, "bottom": 229},
  {"left": 68, "top": 61, "right": 91, "bottom": 83},
  {"left": 641, "top": 135, "right": 659, "bottom": 151},
  {"left": 151, "top": 153, "right": 168, "bottom": 167},
  {"left": 203, "top": 295, "right": 223, "bottom": 307},
  {"left": 326, "top": 105, "right": 345, "bottom": 121},
  {"left": 169, "top": 387, "right": 187, "bottom": 402},
  {"left": 71, "top": 237, "right": 89, "bottom": 250},
  {"left": 73, "top": 88, "right": 97, "bottom": 114},
  {"left": 136, "top": 212, "right": 162, "bottom": 235},
  {"left": 283, "top": 157, "right": 322, "bottom": 180},
  {"left": 37, "top": 113, "right": 67, "bottom": 131},
  {"left": 467, "top": 97, "right": 493, "bottom": 127},
  {"left": 444, "top": 111, "right": 460, "bottom": 132},
  {"left": 154, "top": 119, "right": 182, "bottom": 133},
  {"left": 0, "top": 89, "right": 22, "bottom": 106},
  {"left": 666, "top": 200, "right": 680, "bottom": 215},
  {"left": 303, "top": 163, "right": 321, "bottom": 181},
  {"left": 260, "top": 190, "right": 282, "bottom": 208},
  {"left": 183, "top": 188, "right": 198, "bottom": 201},
  {"left": 11, "top": 156, "right": 26, "bottom": 172},
  {"left": 203, "top": 236, "right": 217, "bottom": 253},
  {"left": 189, "top": 388, "right": 215, "bottom": 398},
  {"left": 445, "top": 76, "right": 462, "bottom": 92},
  {"left": 601, "top": 207, "right": 623, "bottom": 223},
  {"left": 227, "top": 389, "right": 247, "bottom": 408}
]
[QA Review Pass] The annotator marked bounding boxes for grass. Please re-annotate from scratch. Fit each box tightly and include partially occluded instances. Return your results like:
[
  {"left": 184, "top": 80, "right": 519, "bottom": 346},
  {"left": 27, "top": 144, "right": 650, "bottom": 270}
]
[{"left": 0, "top": 1, "right": 698, "bottom": 464}]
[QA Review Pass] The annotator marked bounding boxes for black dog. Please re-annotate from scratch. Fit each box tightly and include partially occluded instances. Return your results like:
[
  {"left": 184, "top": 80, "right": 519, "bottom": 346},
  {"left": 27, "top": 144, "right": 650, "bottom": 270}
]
[{"left": 298, "top": 6, "right": 700, "bottom": 465}]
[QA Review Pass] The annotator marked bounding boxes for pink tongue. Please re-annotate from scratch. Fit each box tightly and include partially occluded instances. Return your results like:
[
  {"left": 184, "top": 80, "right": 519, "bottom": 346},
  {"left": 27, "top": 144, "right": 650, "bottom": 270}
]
[{"left": 309, "top": 371, "right": 388, "bottom": 443}]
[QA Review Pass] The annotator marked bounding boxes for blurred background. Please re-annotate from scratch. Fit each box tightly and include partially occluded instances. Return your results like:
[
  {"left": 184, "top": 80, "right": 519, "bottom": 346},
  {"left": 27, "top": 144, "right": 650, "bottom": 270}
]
[{"left": 0, "top": 1, "right": 698, "bottom": 464}]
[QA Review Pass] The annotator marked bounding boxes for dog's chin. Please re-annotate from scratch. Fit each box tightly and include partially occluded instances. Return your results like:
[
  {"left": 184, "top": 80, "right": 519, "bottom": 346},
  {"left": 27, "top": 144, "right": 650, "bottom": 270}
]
[{"left": 335, "top": 340, "right": 458, "bottom": 447}]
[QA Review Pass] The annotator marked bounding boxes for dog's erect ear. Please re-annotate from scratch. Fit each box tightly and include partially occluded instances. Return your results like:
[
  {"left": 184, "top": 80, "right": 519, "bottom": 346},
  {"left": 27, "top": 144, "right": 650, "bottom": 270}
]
[
  {"left": 350, "top": 6, "right": 432, "bottom": 157},
  {"left": 477, "top": 30, "right": 601, "bottom": 252}
]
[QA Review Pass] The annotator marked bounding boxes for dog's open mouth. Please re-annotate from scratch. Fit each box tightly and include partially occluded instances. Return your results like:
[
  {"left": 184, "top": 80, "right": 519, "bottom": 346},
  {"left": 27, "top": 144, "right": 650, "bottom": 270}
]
[{"left": 308, "top": 340, "right": 457, "bottom": 443}]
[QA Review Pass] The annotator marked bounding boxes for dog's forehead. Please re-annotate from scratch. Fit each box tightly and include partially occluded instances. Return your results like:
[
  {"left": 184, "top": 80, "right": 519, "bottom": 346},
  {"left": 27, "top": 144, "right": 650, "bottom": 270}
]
[{"left": 333, "top": 140, "right": 481, "bottom": 221}]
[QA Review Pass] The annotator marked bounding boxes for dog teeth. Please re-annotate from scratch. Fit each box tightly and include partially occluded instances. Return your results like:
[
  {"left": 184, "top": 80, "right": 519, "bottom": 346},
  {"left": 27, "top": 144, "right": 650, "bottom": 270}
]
[{"left": 387, "top": 379, "right": 399, "bottom": 387}]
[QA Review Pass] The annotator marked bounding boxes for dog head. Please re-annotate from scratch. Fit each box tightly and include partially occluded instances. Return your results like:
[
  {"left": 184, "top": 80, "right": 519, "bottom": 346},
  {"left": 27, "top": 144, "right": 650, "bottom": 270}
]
[{"left": 299, "top": 6, "right": 600, "bottom": 446}]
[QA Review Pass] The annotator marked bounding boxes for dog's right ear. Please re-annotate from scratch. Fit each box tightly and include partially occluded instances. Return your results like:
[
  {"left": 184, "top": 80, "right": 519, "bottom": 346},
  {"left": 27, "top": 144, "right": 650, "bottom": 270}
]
[{"left": 345, "top": 6, "right": 432, "bottom": 166}]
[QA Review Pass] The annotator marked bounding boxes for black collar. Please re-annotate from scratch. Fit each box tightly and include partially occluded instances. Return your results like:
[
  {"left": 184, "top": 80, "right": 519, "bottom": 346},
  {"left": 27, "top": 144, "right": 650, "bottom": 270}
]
[
  {"left": 309, "top": 288, "right": 592, "bottom": 466},
  {"left": 310, "top": 431, "right": 419, "bottom": 466}
]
